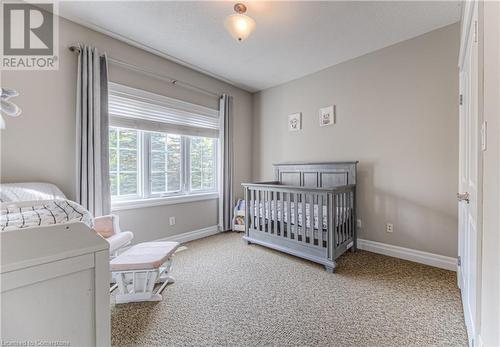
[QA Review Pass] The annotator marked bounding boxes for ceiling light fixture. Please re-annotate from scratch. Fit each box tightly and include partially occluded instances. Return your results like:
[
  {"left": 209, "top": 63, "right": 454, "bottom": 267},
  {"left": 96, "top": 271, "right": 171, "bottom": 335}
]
[{"left": 224, "top": 3, "right": 256, "bottom": 42}]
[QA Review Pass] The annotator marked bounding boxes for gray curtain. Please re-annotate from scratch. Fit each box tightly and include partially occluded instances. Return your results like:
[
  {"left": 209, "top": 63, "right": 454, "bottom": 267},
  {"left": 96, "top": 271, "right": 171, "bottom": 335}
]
[
  {"left": 76, "top": 45, "right": 110, "bottom": 216},
  {"left": 219, "top": 94, "right": 234, "bottom": 231}
]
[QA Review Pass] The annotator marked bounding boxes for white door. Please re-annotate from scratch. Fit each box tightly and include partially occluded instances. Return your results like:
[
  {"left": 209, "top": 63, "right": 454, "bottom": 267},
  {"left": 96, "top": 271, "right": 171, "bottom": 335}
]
[{"left": 458, "top": 2, "right": 481, "bottom": 345}]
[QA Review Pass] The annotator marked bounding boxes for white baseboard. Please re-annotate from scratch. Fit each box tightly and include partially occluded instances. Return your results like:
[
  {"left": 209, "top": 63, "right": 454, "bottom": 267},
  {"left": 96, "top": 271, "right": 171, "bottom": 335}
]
[
  {"left": 357, "top": 239, "right": 458, "bottom": 271},
  {"left": 156, "top": 225, "right": 219, "bottom": 244}
]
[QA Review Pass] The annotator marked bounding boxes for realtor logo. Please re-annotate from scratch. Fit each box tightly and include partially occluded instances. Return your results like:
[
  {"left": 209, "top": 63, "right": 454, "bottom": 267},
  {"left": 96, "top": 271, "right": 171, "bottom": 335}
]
[{"left": 1, "top": 2, "right": 58, "bottom": 70}]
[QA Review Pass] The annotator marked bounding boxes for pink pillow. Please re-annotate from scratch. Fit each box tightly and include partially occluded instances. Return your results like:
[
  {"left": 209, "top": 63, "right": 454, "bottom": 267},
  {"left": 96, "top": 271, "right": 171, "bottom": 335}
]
[{"left": 93, "top": 216, "right": 116, "bottom": 238}]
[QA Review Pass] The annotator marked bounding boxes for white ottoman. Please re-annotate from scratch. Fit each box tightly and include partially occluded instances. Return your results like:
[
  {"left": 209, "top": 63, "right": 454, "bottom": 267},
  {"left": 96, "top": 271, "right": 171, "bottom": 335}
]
[{"left": 110, "top": 241, "right": 179, "bottom": 304}]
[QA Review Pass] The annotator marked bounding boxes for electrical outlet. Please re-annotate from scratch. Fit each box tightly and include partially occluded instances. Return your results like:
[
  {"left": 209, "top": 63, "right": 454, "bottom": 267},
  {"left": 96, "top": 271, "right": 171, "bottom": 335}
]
[
  {"left": 356, "top": 219, "right": 362, "bottom": 228},
  {"left": 386, "top": 223, "right": 394, "bottom": 233},
  {"left": 169, "top": 216, "right": 176, "bottom": 226}
]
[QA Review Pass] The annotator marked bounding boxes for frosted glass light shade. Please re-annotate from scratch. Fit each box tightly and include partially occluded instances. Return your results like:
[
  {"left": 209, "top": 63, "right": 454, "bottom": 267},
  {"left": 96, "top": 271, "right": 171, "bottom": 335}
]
[{"left": 224, "top": 13, "right": 256, "bottom": 41}]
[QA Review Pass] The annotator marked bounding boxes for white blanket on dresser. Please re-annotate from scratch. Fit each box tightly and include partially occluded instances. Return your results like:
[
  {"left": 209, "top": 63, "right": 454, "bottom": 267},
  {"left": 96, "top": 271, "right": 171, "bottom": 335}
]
[{"left": 0, "top": 199, "right": 93, "bottom": 232}]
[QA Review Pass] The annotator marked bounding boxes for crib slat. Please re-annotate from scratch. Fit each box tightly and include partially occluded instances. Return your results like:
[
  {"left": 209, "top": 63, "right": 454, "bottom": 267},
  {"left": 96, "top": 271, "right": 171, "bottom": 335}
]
[
  {"left": 336, "top": 193, "right": 340, "bottom": 246},
  {"left": 303, "top": 193, "right": 307, "bottom": 243},
  {"left": 342, "top": 193, "right": 348, "bottom": 242},
  {"left": 247, "top": 189, "right": 251, "bottom": 229},
  {"left": 262, "top": 190, "right": 266, "bottom": 232},
  {"left": 350, "top": 191, "right": 354, "bottom": 240},
  {"left": 304, "top": 194, "right": 308, "bottom": 243},
  {"left": 273, "top": 192, "right": 279, "bottom": 235},
  {"left": 279, "top": 192, "right": 284, "bottom": 237},
  {"left": 295, "top": 194, "right": 302, "bottom": 242},
  {"left": 318, "top": 194, "right": 323, "bottom": 247},
  {"left": 351, "top": 190, "right": 354, "bottom": 240},
  {"left": 311, "top": 194, "right": 315, "bottom": 245},
  {"left": 294, "top": 193, "right": 299, "bottom": 240},
  {"left": 260, "top": 190, "right": 264, "bottom": 232},
  {"left": 255, "top": 190, "right": 260, "bottom": 231},
  {"left": 337, "top": 194, "right": 344, "bottom": 246},
  {"left": 348, "top": 193, "right": 351, "bottom": 240},
  {"left": 329, "top": 193, "right": 335, "bottom": 258},
  {"left": 266, "top": 191, "right": 271, "bottom": 233},
  {"left": 345, "top": 192, "right": 348, "bottom": 242},
  {"left": 287, "top": 192, "right": 292, "bottom": 239},
  {"left": 344, "top": 192, "right": 348, "bottom": 243},
  {"left": 342, "top": 192, "right": 346, "bottom": 244},
  {"left": 272, "top": 191, "right": 275, "bottom": 234},
  {"left": 339, "top": 193, "right": 343, "bottom": 244},
  {"left": 270, "top": 191, "right": 274, "bottom": 234},
  {"left": 301, "top": 193, "right": 306, "bottom": 243},
  {"left": 245, "top": 188, "right": 251, "bottom": 231},
  {"left": 252, "top": 189, "right": 256, "bottom": 230},
  {"left": 262, "top": 190, "right": 269, "bottom": 232},
  {"left": 263, "top": 190, "right": 266, "bottom": 232},
  {"left": 336, "top": 193, "right": 339, "bottom": 245},
  {"left": 270, "top": 191, "right": 273, "bottom": 234},
  {"left": 298, "top": 193, "right": 303, "bottom": 242}
]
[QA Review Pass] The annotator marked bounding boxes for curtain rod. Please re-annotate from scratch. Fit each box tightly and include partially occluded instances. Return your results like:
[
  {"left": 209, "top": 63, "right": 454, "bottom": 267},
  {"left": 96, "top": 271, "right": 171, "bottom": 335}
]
[{"left": 68, "top": 45, "right": 221, "bottom": 99}]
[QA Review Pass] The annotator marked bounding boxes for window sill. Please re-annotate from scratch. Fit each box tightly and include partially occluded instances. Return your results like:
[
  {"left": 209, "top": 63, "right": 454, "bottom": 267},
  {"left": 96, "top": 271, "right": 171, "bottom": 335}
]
[{"left": 111, "top": 192, "right": 219, "bottom": 211}]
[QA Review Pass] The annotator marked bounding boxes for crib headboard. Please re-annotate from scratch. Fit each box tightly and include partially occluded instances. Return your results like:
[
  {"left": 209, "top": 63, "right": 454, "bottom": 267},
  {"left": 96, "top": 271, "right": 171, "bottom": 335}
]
[{"left": 273, "top": 162, "right": 358, "bottom": 188}]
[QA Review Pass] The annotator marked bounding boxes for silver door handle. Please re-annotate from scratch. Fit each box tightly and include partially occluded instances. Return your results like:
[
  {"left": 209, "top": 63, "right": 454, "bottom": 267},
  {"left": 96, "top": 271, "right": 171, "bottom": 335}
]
[{"left": 457, "top": 192, "right": 470, "bottom": 203}]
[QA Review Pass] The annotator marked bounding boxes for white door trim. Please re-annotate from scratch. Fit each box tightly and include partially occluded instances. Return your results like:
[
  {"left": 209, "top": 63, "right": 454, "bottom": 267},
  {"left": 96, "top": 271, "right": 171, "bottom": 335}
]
[
  {"left": 459, "top": 0, "right": 477, "bottom": 69},
  {"left": 458, "top": 1, "right": 484, "bottom": 345}
]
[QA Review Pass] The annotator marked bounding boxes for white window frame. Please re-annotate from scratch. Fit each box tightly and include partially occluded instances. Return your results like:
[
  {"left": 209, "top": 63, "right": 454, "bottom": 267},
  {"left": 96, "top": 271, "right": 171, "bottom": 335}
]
[{"left": 110, "top": 128, "right": 219, "bottom": 211}]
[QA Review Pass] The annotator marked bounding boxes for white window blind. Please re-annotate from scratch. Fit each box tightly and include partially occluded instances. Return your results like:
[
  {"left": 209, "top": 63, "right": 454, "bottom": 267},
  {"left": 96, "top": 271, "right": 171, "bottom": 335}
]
[{"left": 108, "top": 82, "right": 220, "bottom": 138}]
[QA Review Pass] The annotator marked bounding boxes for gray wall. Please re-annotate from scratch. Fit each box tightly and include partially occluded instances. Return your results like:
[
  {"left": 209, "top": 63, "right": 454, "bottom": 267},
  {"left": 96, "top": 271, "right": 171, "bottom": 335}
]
[
  {"left": 252, "top": 24, "right": 460, "bottom": 258},
  {"left": 0, "top": 17, "right": 253, "bottom": 244}
]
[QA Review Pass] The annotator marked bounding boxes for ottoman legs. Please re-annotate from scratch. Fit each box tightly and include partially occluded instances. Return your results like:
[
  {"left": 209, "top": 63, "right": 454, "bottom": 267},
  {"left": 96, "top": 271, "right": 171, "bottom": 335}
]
[{"left": 112, "top": 261, "right": 174, "bottom": 304}]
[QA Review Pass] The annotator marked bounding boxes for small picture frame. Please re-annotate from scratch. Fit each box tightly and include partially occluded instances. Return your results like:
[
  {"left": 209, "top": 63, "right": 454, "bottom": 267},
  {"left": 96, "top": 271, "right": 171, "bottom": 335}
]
[
  {"left": 319, "top": 105, "right": 335, "bottom": 127},
  {"left": 288, "top": 112, "right": 302, "bottom": 131}
]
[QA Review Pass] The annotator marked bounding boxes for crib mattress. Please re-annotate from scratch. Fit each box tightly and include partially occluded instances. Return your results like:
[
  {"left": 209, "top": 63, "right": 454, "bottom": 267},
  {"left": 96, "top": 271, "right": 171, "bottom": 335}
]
[{"left": 254, "top": 201, "right": 350, "bottom": 231}]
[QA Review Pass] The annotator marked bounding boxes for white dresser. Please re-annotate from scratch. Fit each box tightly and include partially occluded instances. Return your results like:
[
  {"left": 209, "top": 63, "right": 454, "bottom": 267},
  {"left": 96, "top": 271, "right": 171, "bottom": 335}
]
[{"left": 1, "top": 223, "right": 110, "bottom": 346}]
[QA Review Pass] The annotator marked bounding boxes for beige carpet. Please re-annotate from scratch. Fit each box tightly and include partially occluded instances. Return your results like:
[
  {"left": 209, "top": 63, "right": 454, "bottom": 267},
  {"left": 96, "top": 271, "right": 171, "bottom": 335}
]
[{"left": 111, "top": 232, "right": 467, "bottom": 347}]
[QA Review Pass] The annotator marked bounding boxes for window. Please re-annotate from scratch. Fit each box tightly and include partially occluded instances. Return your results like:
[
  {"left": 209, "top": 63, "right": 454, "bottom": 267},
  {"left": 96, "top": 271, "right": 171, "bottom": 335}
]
[
  {"left": 108, "top": 83, "right": 220, "bottom": 208},
  {"left": 190, "top": 136, "right": 217, "bottom": 191},
  {"left": 109, "top": 127, "right": 218, "bottom": 203},
  {"left": 150, "top": 132, "right": 182, "bottom": 194},
  {"left": 109, "top": 128, "right": 140, "bottom": 199}
]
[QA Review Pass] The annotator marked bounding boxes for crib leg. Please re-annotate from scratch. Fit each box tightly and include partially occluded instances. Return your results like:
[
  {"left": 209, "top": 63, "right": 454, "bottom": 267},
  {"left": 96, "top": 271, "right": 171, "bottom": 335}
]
[{"left": 324, "top": 261, "right": 336, "bottom": 273}]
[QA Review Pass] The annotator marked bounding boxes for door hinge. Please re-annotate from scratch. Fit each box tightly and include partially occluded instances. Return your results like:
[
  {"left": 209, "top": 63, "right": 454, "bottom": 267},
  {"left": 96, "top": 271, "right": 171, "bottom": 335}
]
[
  {"left": 459, "top": 94, "right": 463, "bottom": 106},
  {"left": 458, "top": 256, "right": 461, "bottom": 266}
]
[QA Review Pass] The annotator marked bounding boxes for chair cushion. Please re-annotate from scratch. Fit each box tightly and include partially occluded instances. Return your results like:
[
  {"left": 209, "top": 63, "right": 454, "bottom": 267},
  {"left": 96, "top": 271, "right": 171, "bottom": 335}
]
[
  {"left": 94, "top": 215, "right": 115, "bottom": 238},
  {"left": 107, "top": 231, "right": 134, "bottom": 254},
  {"left": 110, "top": 241, "right": 180, "bottom": 271}
]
